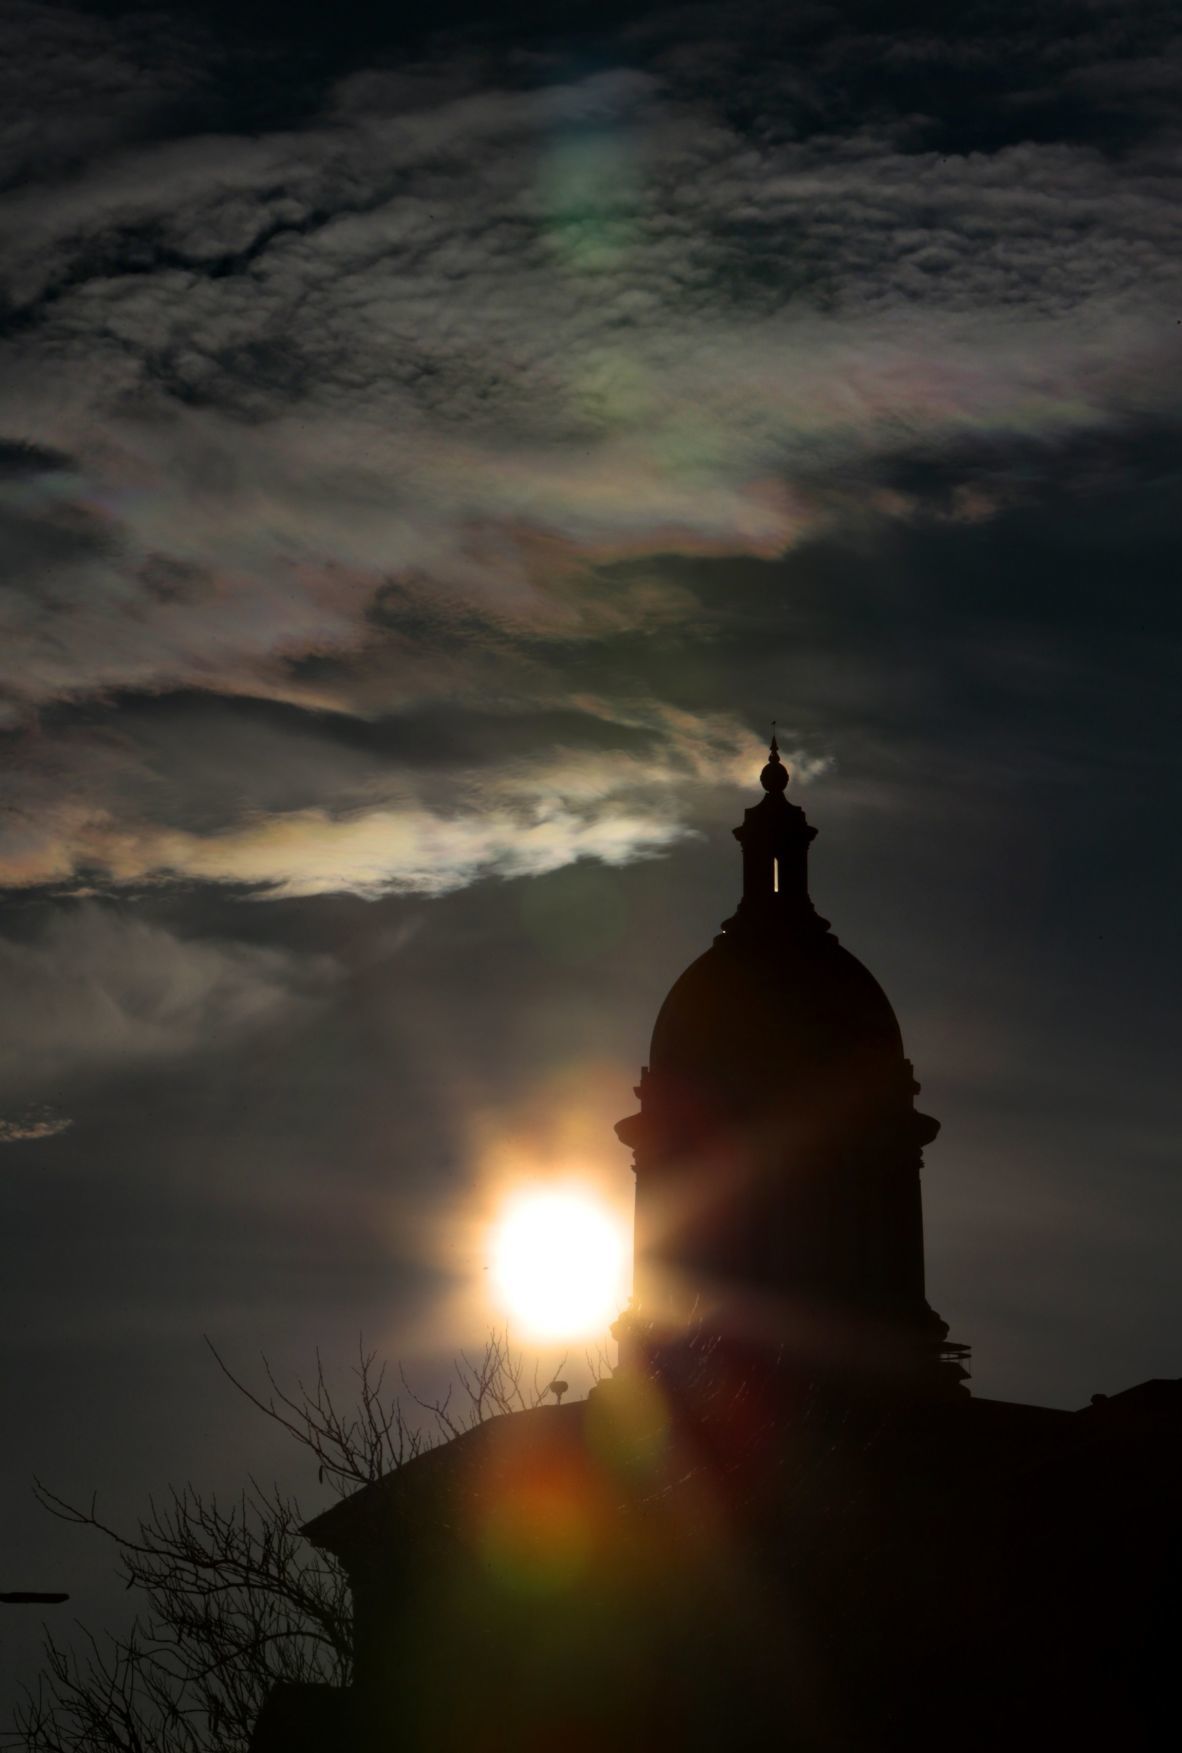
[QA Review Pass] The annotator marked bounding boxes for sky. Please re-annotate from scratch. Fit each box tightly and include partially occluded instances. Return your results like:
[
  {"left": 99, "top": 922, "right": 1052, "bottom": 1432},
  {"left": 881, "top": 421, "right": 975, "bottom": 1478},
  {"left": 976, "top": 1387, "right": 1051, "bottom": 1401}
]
[{"left": 1, "top": 0, "right": 1180, "bottom": 1711}]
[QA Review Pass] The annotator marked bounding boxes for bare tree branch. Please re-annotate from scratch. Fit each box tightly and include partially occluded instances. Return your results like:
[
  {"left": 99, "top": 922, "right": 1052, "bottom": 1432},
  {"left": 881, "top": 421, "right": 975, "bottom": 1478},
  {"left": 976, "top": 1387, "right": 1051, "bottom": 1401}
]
[{"left": 5, "top": 1330, "right": 576, "bottom": 1753}]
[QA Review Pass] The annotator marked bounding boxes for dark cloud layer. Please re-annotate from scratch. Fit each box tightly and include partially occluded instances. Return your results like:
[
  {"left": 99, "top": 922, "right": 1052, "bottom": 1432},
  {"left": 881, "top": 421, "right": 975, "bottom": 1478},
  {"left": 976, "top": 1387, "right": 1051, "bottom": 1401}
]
[{"left": 1, "top": 0, "right": 1180, "bottom": 1720}]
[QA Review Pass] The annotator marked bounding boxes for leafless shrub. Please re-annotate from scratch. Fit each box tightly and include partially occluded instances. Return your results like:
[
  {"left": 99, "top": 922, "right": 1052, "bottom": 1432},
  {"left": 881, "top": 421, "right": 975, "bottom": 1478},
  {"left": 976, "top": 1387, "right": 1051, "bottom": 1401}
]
[{"left": 6, "top": 1331, "right": 572, "bottom": 1753}]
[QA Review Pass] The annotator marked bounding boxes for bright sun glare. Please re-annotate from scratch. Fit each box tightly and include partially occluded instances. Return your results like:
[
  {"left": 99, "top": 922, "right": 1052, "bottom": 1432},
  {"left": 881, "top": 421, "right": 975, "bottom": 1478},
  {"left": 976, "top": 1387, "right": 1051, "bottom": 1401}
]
[{"left": 490, "top": 1187, "right": 628, "bottom": 1341}]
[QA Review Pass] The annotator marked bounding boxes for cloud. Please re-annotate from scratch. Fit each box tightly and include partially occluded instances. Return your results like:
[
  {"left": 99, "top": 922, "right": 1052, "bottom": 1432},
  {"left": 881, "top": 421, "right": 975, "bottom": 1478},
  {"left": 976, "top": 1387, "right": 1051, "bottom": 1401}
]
[
  {"left": 0, "top": 1105, "right": 73, "bottom": 1144},
  {"left": 83, "top": 797, "right": 686, "bottom": 898},
  {"left": 0, "top": 906, "right": 339, "bottom": 1098},
  {"left": 1, "top": 36, "right": 1179, "bottom": 722},
  {"left": 0, "top": 703, "right": 792, "bottom": 897},
  {"left": 0, "top": 3, "right": 1178, "bottom": 901},
  {"left": 0, "top": 1, "right": 212, "bottom": 190}
]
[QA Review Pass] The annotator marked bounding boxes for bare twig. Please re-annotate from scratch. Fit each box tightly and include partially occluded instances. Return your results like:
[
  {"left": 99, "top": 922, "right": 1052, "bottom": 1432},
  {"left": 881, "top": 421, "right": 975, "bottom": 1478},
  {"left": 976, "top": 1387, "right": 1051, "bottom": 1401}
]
[{"left": 6, "top": 1329, "right": 580, "bottom": 1753}]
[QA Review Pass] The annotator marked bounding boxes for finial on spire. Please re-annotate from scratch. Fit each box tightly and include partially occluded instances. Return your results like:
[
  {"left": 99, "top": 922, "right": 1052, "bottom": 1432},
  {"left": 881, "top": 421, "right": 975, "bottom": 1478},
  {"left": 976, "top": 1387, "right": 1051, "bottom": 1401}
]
[{"left": 760, "top": 723, "right": 789, "bottom": 793}]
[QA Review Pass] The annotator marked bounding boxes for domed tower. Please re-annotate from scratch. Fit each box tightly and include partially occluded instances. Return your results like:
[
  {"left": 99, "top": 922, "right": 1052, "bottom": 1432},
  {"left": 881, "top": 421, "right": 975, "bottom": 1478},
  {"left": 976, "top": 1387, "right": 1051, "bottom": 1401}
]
[{"left": 616, "top": 737, "right": 966, "bottom": 1393}]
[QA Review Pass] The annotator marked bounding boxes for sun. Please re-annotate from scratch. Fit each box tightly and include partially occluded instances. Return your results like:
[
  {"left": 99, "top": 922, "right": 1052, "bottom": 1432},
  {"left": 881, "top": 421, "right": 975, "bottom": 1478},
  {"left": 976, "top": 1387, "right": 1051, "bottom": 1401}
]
[{"left": 490, "top": 1186, "right": 629, "bottom": 1341}]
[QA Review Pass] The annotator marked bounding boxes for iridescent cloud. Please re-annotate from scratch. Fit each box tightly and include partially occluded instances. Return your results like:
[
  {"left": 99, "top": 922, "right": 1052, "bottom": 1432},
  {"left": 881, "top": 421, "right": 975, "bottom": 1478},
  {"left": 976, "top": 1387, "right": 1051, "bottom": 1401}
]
[{"left": 0, "top": 11, "right": 1179, "bottom": 896}]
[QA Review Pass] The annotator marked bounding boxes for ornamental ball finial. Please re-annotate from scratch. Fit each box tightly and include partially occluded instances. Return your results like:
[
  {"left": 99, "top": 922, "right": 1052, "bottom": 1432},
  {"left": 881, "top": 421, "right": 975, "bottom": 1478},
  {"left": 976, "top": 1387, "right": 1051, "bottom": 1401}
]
[{"left": 760, "top": 723, "right": 789, "bottom": 792}]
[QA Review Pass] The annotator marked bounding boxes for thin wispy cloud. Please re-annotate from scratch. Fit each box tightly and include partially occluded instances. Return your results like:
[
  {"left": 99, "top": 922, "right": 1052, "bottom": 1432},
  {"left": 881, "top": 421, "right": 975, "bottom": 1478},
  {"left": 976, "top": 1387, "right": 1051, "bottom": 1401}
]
[
  {"left": 0, "top": 906, "right": 339, "bottom": 1098},
  {"left": 0, "top": 1106, "right": 73, "bottom": 1145},
  {"left": 0, "top": 705, "right": 789, "bottom": 896}
]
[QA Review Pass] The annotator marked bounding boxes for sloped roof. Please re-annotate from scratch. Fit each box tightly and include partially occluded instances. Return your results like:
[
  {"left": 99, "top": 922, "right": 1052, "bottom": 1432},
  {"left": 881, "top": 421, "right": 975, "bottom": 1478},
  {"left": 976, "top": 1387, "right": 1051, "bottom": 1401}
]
[
  {"left": 301, "top": 1401, "right": 591, "bottom": 1558},
  {"left": 300, "top": 1356, "right": 1152, "bottom": 1573}
]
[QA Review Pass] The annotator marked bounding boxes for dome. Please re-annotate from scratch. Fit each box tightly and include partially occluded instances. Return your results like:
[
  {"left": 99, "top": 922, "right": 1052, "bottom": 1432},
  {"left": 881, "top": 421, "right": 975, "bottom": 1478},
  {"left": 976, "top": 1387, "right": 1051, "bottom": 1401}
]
[{"left": 649, "top": 926, "right": 906, "bottom": 1111}]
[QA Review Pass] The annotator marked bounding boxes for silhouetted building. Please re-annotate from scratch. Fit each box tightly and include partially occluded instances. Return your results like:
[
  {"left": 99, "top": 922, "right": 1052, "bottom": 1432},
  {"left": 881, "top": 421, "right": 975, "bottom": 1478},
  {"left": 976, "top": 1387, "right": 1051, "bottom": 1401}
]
[
  {"left": 615, "top": 734, "right": 965, "bottom": 1393},
  {"left": 251, "top": 746, "right": 1178, "bottom": 1753}
]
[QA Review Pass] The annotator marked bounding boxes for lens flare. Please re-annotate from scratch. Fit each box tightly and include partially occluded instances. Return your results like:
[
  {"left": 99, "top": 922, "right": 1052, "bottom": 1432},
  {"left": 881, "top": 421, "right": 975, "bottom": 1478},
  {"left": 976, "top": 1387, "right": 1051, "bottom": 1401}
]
[
  {"left": 479, "top": 1467, "right": 595, "bottom": 1596},
  {"left": 491, "top": 1187, "right": 627, "bottom": 1340}
]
